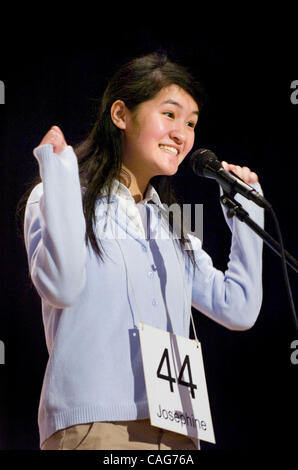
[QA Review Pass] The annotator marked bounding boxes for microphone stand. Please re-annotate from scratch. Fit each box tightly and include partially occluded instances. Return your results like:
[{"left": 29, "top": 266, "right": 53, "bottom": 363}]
[{"left": 220, "top": 192, "right": 298, "bottom": 275}]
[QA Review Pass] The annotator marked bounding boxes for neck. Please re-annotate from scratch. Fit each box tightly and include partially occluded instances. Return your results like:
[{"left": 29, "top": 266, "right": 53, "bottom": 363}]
[{"left": 119, "top": 164, "right": 150, "bottom": 203}]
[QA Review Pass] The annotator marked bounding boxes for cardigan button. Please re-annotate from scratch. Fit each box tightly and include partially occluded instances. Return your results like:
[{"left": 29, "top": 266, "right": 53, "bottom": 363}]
[{"left": 152, "top": 299, "right": 157, "bottom": 306}]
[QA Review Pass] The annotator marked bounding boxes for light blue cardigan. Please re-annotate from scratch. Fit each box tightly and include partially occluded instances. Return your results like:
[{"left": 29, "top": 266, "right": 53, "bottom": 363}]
[{"left": 24, "top": 144, "right": 264, "bottom": 446}]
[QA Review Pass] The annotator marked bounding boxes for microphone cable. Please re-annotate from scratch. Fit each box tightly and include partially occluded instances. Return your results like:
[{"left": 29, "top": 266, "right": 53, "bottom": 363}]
[{"left": 268, "top": 207, "right": 298, "bottom": 335}]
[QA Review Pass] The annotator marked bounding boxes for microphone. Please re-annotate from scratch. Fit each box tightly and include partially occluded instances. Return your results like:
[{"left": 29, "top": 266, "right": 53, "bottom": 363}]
[{"left": 189, "top": 148, "right": 271, "bottom": 210}]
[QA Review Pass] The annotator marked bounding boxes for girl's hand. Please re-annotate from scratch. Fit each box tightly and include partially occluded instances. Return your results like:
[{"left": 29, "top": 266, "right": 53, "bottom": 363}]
[
  {"left": 39, "top": 125, "right": 67, "bottom": 154},
  {"left": 221, "top": 161, "right": 259, "bottom": 184}
]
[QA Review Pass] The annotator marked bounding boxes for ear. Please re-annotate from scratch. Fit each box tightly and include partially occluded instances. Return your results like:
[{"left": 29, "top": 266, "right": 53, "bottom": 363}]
[{"left": 110, "top": 100, "right": 128, "bottom": 130}]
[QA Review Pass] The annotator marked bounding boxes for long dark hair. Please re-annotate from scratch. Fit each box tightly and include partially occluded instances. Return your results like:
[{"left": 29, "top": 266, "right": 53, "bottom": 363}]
[{"left": 16, "top": 52, "right": 206, "bottom": 269}]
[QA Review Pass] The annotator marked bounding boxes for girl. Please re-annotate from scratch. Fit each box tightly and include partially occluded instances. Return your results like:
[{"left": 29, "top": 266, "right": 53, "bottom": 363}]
[{"left": 23, "top": 52, "right": 263, "bottom": 450}]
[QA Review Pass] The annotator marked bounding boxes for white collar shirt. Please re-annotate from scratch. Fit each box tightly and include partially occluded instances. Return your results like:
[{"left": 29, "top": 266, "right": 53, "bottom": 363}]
[{"left": 107, "top": 180, "right": 163, "bottom": 239}]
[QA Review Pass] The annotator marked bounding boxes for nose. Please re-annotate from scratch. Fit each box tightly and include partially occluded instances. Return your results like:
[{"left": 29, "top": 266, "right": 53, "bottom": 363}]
[{"left": 169, "top": 126, "right": 186, "bottom": 146}]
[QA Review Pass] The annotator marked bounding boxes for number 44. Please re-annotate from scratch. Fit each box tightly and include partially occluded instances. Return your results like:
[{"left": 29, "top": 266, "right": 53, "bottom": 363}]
[{"left": 156, "top": 348, "right": 197, "bottom": 399}]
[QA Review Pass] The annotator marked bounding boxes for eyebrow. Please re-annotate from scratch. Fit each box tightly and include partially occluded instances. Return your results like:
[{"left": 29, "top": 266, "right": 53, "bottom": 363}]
[{"left": 161, "top": 99, "right": 199, "bottom": 116}]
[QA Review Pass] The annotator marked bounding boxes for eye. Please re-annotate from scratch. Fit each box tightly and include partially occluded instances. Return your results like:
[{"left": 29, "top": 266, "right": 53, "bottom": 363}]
[
  {"left": 186, "top": 121, "right": 196, "bottom": 128},
  {"left": 163, "top": 111, "right": 175, "bottom": 118}
]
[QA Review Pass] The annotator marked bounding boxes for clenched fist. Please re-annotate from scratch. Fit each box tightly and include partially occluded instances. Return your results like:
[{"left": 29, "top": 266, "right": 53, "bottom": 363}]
[{"left": 39, "top": 125, "right": 67, "bottom": 155}]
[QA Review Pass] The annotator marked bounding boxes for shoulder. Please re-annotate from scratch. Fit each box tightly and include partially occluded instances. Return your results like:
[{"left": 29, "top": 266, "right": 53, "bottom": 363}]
[
  {"left": 26, "top": 182, "right": 43, "bottom": 205},
  {"left": 184, "top": 233, "right": 202, "bottom": 251}
]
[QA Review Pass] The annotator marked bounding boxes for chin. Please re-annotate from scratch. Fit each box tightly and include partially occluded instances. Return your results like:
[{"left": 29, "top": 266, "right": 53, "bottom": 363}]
[
  {"left": 156, "top": 164, "right": 179, "bottom": 177},
  {"left": 154, "top": 170, "right": 178, "bottom": 178},
  {"left": 164, "top": 167, "right": 179, "bottom": 176}
]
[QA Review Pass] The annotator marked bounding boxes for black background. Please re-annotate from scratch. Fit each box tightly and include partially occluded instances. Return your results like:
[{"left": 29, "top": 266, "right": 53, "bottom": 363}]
[{"left": 0, "top": 27, "right": 297, "bottom": 452}]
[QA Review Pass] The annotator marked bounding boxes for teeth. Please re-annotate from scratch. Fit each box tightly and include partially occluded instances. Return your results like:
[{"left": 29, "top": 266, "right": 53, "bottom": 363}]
[{"left": 159, "top": 145, "right": 178, "bottom": 155}]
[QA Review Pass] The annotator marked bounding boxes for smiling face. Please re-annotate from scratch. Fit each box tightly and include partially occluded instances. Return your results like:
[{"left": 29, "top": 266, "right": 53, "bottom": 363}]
[{"left": 119, "top": 85, "right": 199, "bottom": 182}]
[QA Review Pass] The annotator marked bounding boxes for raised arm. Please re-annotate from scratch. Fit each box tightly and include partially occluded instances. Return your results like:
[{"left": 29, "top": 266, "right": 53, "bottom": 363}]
[
  {"left": 191, "top": 163, "right": 264, "bottom": 330},
  {"left": 24, "top": 126, "right": 87, "bottom": 308}
]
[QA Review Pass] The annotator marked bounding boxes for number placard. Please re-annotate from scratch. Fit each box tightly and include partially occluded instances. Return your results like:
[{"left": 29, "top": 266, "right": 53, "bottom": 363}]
[{"left": 139, "top": 322, "right": 215, "bottom": 444}]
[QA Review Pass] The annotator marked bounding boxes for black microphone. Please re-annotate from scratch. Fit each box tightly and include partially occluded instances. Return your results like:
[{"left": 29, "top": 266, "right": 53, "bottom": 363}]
[{"left": 190, "top": 148, "right": 271, "bottom": 210}]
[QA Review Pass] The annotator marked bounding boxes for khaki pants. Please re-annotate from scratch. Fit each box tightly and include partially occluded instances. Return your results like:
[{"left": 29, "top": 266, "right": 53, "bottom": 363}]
[{"left": 41, "top": 419, "right": 197, "bottom": 450}]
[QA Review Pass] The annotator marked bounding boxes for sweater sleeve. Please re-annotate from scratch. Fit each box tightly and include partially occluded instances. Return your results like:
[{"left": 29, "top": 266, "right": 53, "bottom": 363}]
[
  {"left": 24, "top": 144, "right": 87, "bottom": 308},
  {"left": 190, "top": 182, "right": 264, "bottom": 331}
]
